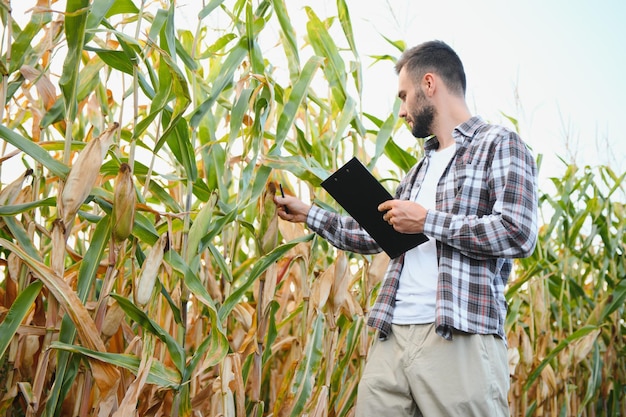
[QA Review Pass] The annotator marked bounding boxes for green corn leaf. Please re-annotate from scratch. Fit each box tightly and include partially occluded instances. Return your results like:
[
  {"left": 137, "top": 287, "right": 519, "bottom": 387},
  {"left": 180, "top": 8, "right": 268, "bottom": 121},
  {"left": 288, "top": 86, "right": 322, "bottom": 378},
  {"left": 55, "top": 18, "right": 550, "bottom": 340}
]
[
  {"left": 189, "top": 40, "right": 247, "bottom": 129},
  {"left": 273, "top": 56, "right": 323, "bottom": 153},
  {"left": 272, "top": 0, "right": 300, "bottom": 81},
  {"left": 337, "top": 0, "right": 358, "bottom": 59},
  {"left": 383, "top": 137, "right": 417, "bottom": 173},
  {"left": 110, "top": 294, "right": 186, "bottom": 374},
  {"left": 175, "top": 36, "right": 199, "bottom": 72},
  {"left": 87, "top": 47, "right": 134, "bottom": 75},
  {"left": 218, "top": 233, "right": 314, "bottom": 323},
  {"left": 59, "top": 0, "right": 89, "bottom": 121},
  {"left": 305, "top": 7, "right": 347, "bottom": 108},
  {"left": 288, "top": 313, "right": 325, "bottom": 417},
  {"left": 105, "top": 0, "right": 139, "bottom": 17},
  {"left": 161, "top": 3, "right": 177, "bottom": 58},
  {"left": 337, "top": 0, "right": 362, "bottom": 98},
  {"left": 184, "top": 329, "right": 226, "bottom": 381},
  {"left": 8, "top": 5, "right": 52, "bottom": 73},
  {"left": 0, "top": 280, "right": 43, "bottom": 361},
  {"left": 163, "top": 251, "right": 229, "bottom": 370},
  {"left": 524, "top": 325, "right": 599, "bottom": 391},
  {"left": 186, "top": 192, "right": 218, "bottom": 264},
  {"left": 380, "top": 34, "right": 406, "bottom": 53},
  {"left": 145, "top": 180, "right": 184, "bottom": 213},
  {"left": 147, "top": 7, "right": 168, "bottom": 40},
  {"left": 229, "top": 88, "right": 254, "bottom": 143},
  {"left": 372, "top": 102, "right": 401, "bottom": 166},
  {"left": 0, "top": 197, "right": 56, "bottom": 216},
  {"left": 263, "top": 155, "right": 329, "bottom": 186},
  {"left": 84, "top": 0, "right": 116, "bottom": 43},
  {"left": 199, "top": 208, "right": 238, "bottom": 252},
  {"left": 157, "top": 280, "right": 182, "bottom": 325},
  {"left": 163, "top": 117, "right": 197, "bottom": 182},
  {"left": 330, "top": 96, "right": 356, "bottom": 151},
  {"left": 44, "top": 218, "right": 111, "bottom": 416},
  {"left": 199, "top": 0, "right": 226, "bottom": 19},
  {"left": 0, "top": 126, "right": 69, "bottom": 178},
  {"left": 2, "top": 217, "right": 41, "bottom": 261},
  {"left": 50, "top": 341, "right": 180, "bottom": 388},
  {"left": 248, "top": 165, "right": 273, "bottom": 209}
]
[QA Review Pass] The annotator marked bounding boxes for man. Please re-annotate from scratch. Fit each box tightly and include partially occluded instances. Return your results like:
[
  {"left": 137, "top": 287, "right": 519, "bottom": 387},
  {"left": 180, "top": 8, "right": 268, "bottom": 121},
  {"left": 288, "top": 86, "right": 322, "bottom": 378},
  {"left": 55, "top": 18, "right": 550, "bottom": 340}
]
[{"left": 274, "top": 40, "right": 538, "bottom": 417}]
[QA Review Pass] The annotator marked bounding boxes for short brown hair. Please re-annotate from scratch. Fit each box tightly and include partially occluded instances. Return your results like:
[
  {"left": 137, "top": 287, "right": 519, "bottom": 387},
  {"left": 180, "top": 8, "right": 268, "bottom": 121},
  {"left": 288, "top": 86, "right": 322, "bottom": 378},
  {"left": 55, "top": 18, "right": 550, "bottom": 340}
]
[{"left": 395, "top": 40, "right": 466, "bottom": 97}]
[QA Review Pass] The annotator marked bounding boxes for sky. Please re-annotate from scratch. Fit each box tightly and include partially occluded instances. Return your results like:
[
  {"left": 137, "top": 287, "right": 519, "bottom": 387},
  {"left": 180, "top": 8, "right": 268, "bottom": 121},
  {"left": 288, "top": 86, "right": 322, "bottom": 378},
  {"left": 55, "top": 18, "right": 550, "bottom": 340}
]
[
  {"left": 3, "top": 0, "right": 625, "bottom": 190},
  {"left": 303, "top": 0, "right": 626, "bottom": 183}
]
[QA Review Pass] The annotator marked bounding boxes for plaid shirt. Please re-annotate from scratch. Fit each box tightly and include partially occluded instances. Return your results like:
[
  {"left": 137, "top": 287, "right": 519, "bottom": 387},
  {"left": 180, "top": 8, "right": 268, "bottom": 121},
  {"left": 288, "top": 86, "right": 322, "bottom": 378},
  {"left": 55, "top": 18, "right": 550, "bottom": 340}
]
[{"left": 307, "top": 116, "right": 538, "bottom": 340}]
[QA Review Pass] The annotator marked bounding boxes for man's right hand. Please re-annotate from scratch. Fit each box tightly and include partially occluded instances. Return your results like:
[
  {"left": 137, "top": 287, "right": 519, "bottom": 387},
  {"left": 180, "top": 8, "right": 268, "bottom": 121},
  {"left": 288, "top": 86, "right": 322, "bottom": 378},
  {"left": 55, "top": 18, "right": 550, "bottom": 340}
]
[{"left": 274, "top": 195, "right": 311, "bottom": 223}]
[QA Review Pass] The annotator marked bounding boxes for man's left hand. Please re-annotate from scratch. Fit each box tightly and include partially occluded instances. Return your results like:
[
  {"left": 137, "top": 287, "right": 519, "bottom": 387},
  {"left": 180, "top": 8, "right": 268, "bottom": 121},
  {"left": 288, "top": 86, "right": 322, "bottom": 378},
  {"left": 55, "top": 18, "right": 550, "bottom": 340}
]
[{"left": 378, "top": 199, "right": 427, "bottom": 234}]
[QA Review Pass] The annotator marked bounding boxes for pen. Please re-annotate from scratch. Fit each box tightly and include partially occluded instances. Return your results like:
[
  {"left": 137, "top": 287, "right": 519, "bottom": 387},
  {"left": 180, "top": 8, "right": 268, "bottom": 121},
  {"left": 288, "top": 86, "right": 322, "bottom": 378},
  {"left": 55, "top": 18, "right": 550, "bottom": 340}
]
[{"left": 279, "top": 183, "right": 289, "bottom": 214}]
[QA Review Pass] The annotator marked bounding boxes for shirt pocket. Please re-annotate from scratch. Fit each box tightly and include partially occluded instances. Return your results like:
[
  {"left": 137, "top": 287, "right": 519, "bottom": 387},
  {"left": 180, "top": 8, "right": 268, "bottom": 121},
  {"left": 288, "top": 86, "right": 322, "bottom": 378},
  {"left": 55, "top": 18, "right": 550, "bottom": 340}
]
[{"left": 453, "top": 149, "right": 492, "bottom": 216}]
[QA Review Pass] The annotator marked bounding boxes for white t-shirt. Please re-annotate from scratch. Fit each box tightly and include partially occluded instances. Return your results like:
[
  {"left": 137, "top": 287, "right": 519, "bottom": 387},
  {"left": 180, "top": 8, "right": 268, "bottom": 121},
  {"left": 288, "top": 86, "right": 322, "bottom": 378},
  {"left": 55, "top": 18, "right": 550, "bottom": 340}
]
[{"left": 392, "top": 144, "right": 456, "bottom": 324}]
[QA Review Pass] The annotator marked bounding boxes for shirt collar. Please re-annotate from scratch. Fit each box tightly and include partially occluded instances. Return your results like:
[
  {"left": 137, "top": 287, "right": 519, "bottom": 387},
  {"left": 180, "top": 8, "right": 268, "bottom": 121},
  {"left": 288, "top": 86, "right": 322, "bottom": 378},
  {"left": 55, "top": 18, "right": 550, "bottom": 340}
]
[
  {"left": 423, "top": 115, "right": 485, "bottom": 153},
  {"left": 453, "top": 115, "right": 486, "bottom": 139}
]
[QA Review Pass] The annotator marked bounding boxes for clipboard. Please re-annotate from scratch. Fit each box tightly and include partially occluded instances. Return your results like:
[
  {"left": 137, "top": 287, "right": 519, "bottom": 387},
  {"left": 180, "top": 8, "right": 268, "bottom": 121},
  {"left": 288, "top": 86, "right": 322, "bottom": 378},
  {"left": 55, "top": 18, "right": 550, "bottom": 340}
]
[{"left": 321, "top": 157, "right": 429, "bottom": 258}]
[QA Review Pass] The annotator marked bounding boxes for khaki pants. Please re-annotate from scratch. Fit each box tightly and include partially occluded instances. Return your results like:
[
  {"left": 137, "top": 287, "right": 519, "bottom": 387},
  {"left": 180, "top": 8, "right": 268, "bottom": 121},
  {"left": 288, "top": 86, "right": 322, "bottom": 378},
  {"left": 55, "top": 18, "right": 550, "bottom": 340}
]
[{"left": 355, "top": 323, "right": 510, "bottom": 417}]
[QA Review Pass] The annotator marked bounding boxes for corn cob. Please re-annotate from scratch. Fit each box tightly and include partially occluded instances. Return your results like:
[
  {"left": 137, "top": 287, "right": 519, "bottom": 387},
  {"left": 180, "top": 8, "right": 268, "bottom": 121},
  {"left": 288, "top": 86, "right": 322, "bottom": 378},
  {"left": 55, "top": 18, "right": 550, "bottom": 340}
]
[
  {"left": 134, "top": 233, "right": 168, "bottom": 306},
  {"left": 59, "top": 122, "right": 119, "bottom": 226},
  {"left": 111, "top": 163, "right": 136, "bottom": 243},
  {"left": 50, "top": 218, "right": 66, "bottom": 277}
]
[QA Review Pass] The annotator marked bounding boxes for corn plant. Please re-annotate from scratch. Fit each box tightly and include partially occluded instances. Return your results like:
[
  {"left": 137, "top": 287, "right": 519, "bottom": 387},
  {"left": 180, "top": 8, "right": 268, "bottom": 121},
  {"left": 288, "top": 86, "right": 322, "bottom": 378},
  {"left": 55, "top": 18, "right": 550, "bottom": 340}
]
[
  {"left": 507, "top": 162, "right": 626, "bottom": 417},
  {"left": 0, "top": 1, "right": 405, "bottom": 416},
  {"left": 0, "top": 1, "right": 625, "bottom": 417}
]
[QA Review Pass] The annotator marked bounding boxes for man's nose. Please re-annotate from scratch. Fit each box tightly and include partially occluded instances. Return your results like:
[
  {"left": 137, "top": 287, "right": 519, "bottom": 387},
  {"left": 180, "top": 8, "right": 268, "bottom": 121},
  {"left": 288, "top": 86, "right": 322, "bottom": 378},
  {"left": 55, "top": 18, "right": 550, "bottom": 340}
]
[{"left": 398, "top": 106, "right": 407, "bottom": 118}]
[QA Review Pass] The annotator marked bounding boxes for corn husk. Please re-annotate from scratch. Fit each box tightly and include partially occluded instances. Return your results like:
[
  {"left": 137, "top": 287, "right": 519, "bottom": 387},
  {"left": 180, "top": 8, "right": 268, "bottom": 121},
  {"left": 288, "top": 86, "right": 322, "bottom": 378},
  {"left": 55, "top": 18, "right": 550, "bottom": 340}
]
[
  {"left": 101, "top": 301, "right": 126, "bottom": 339},
  {"left": 0, "top": 168, "right": 33, "bottom": 205},
  {"left": 59, "top": 122, "right": 119, "bottom": 226},
  {"left": 573, "top": 328, "right": 601, "bottom": 365},
  {"left": 50, "top": 219, "right": 66, "bottom": 277},
  {"left": 134, "top": 233, "right": 168, "bottom": 306},
  {"left": 112, "top": 163, "right": 136, "bottom": 243}
]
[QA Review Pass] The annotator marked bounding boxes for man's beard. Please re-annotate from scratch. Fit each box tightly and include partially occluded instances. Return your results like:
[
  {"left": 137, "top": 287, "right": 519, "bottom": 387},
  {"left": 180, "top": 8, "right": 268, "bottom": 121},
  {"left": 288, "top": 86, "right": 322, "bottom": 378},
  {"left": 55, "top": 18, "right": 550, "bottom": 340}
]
[{"left": 410, "top": 104, "right": 436, "bottom": 139}]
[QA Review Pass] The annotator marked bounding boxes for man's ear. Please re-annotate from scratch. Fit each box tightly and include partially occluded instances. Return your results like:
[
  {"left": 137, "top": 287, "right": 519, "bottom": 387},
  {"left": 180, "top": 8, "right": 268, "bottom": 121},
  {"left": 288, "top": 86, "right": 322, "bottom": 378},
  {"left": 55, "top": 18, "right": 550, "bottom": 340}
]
[{"left": 422, "top": 73, "right": 436, "bottom": 97}]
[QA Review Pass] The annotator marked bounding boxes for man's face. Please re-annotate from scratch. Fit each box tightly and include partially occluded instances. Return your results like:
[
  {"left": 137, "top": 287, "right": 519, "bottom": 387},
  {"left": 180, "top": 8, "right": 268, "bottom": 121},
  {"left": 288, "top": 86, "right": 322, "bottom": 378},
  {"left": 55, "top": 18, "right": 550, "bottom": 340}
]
[{"left": 397, "top": 67, "right": 436, "bottom": 138}]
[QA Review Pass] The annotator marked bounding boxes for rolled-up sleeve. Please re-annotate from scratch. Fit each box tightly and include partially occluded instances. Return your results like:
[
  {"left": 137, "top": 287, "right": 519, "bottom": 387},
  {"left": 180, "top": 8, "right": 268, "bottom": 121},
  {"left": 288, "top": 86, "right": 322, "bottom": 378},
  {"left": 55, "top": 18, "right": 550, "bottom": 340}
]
[{"left": 306, "top": 206, "right": 382, "bottom": 254}]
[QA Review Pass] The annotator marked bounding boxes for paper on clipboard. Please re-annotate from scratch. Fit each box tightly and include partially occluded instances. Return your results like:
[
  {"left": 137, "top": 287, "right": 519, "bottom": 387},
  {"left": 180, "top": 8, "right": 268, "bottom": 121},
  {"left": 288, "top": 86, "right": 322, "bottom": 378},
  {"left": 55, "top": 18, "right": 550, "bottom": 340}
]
[{"left": 321, "top": 157, "right": 428, "bottom": 258}]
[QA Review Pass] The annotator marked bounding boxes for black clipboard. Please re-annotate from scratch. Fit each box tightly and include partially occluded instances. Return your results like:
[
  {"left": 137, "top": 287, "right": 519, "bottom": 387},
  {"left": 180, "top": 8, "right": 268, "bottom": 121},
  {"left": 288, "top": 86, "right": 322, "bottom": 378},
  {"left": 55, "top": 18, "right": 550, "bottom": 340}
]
[{"left": 321, "top": 157, "right": 429, "bottom": 258}]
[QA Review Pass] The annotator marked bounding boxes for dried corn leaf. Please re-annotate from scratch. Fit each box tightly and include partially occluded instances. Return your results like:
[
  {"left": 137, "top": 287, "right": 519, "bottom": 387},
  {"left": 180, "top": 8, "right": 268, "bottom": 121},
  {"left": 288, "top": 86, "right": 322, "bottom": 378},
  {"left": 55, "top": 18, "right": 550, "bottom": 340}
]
[
  {"left": 367, "top": 252, "right": 389, "bottom": 291},
  {"left": 330, "top": 251, "right": 350, "bottom": 313},
  {"left": 19, "top": 65, "right": 56, "bottom": 109},
  {"left": 112, "top": 336, "right": 155, "bottom": 417},
  {"left": 1, "top": 239, "right": 120, "bottom": 398},
  {"left": 312, "top": 265, "right": 333, "bottom": 309},
  {"left": 0, "top": 169, "right": 33, "bottom": 205}
]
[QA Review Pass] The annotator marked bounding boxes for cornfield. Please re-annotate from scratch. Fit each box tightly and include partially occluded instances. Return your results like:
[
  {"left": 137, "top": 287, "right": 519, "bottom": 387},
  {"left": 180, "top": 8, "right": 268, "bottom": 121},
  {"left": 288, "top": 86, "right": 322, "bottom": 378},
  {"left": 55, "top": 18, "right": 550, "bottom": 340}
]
[{"left": 0, "top": 1, "right": 624, "bottom": 417}]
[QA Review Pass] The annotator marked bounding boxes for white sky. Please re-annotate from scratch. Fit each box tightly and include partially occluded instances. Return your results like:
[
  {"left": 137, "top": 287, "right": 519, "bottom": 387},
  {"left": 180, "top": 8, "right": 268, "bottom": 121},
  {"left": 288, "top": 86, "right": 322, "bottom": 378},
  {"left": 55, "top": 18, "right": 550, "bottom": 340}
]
[
  {"left": 3, "top": 0, "right": 625, "bottom": 189},
  {"left": 294, "top": 0, "right": 626, "bottom": 183}
]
